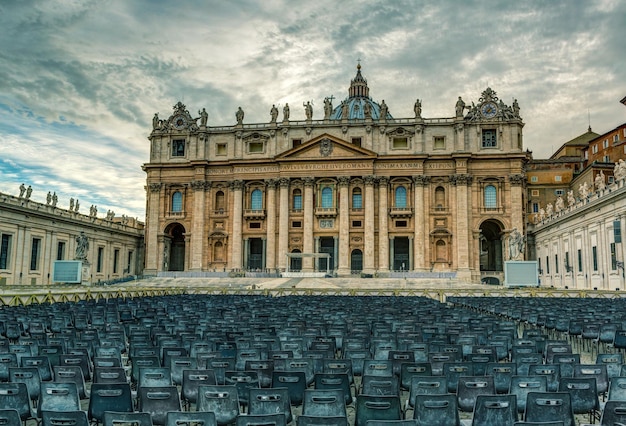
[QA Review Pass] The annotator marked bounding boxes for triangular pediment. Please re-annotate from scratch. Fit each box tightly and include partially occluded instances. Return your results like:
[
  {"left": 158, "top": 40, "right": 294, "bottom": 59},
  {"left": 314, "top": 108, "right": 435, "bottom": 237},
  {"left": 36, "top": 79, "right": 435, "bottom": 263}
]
[{"left": 276, "top": 134, "right": 377, "bottom": 161}]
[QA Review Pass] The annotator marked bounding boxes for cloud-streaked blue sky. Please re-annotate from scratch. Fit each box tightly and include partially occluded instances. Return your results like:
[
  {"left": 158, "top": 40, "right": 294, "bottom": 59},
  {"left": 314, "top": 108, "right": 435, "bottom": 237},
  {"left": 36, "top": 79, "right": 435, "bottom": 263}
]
[{"left": 1, "top": 0, "right": 625, "bottom": 219}]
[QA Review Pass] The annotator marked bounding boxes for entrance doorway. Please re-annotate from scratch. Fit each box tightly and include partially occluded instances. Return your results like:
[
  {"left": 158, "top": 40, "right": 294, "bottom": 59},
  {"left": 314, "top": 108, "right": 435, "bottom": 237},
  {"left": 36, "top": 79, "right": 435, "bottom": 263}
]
[
  {"left": 247, "top": 238, "right": 263, "bottom": 270},
  {"left": 480, "top": 220, "right": 504, "bottom": 271},
  {"left": 168, "top": 223, "right": 185, "bottom": 271},
  {"left": 290, "top": 249, "right": 302, "bottom": 272},
  {"left": 393, "top": 237, "right": 410, "bottom": 271},
  {"left": 318, "top": 237, "right": 335, "bottom": 272},
  {"left": 351, "top": 249, "right": 363, "bottom": 273}
]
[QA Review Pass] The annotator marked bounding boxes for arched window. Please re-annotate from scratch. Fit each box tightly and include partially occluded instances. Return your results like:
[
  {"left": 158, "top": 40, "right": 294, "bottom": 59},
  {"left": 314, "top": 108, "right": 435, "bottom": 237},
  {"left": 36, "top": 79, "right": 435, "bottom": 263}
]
[
  {"left": 213, "top": 241, "right": 224, "bottom": 261},
  {"left": 436, "top": 240, "right": 447, "bottom": 261},
  {"left": 215, "top": 191, "right": 225, "bottom": 212},
  {"left": 251, "top": 189, "right": 263, "bottom": 210},
  {"left": 292, "top": 189, "right": 302, "bottom": 210},
  {"left": 395, "top": 186, "right": 407, "bottom": 208},
  {"left": 171, "top": 191, "right": 183, "bottom": 212},
  {"left": 352, "top": 188, "right": 362, "bottom": 209},
  {"left": 484, "top": 185, "right": 497, "bottom": 209},
  {"left": 435, "top": 186, "right": 445, "bottom": 210},
  {"left": 321, "top": 187, "right": 333, "bottom": 208}
]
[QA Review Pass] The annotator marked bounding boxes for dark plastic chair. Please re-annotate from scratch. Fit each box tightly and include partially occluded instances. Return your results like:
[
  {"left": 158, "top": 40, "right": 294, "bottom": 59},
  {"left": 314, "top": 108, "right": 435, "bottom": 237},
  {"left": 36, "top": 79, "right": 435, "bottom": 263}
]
[
  {"left": 366, "top": 421, "right": 418, "bottom": 426},
  {"left": 59, "top": 353, "right": 91, "bottom": 381},
  {"left": 456, "top": 375, "right": 495, "bottom": 412},
  {"left": 165, "top": 411, "right": 216, "bottom": 426},
  {"left": 558, "top": 377, "right": 599, "bottom": 423},
  {"left": 323, "top": 359, "right": 354, "bottom": 386},
  {"left": 297, "top": 415, "right": 348, "bottom": 426},
  {"left": 528, "top": 364, "right": 560, "bottom": 392},
  {"left": 0, "top": 353, "right": 17, "bottom": 382},
  {"left": 608, "top": 376, "right": 626, "bottom": 401},
  {"left": 552, "top": 353, "right": 580, "bottom": 378},
  {"left": 400, "top": 363, "right": 432, "bottom": 391},
  {"left": 302, "top": 389, "right": 346, "bottom": 418},
  {"left": 406, "top": 376, "right": 447, "bottom": 410},
  {"left": 103, "top": 411, "right": 154, "bottom": 426},
  {"left": 362, "top": 360, "right": 394, "bottom": 378},
  {"left": 138, "top": 386, "right": 181, "bottom": 426},
  {"left": 8, "top": 366, "right": 41, "bottom": 405},
  {"left": 486, "top": 362, "right": 516, "bottom": 394},
  {"left": 600, "top": 400, "right": 626, "bottom": 425},
  {"left": 355, "top": 395, "right": 402, "bottom": 426},
  {"left": 224, "top": 370, "right": 260, "bottom": 407},
  {"left": 471, "top": 394, "right": 517, "bottom": 426},
  {"left": 272, "top": 371, "right": 307, "bottom": 406},
  {"left": 203, "top": 357, "right": 236, "bottom": 386},
  {"left": 513, "top": 422, "right": 564, "bottom": 426},
  {"left": 596, "top": 353, "right": 623, "bottom": 379},
  {"left": 131, "top": 355, "right": 161, "bottom": 384},
  {"left": 138, "top": 366, "right": 172, "bottom": 387},
  {"left": 181, "top": 369, "right": 217, "bottom": 409},
  {"left": 443, "top": 362, "right": 473, "bottom": 393},
  {"left": 41, "top": 410, "right": 89, "bottom": 426},
  {"left": 523, "top": 392, "right": 575, "bottom": 426},
  {"left": 314, "top": 373, "right": 353, "bottom": 405},
  {"left": 0, "top": 382, "right": 33, "bottom": 422},
  {"left": 236, "top": 413, "right": 286, "bottom": 426},
  {"left": 573, "top": 363, "right": 609, "bottom": 396},
  {"left": 37, "top": 382, "right": 81, "bottom": 419},
  {"left": 248, "top": 387, "right": 293, "bottom": 424},
  {"left": 245, "top": 360, "right": 274, "bottom": 388},
  {"left": 88, "top": 383, "right": 134, "bottom": 424},
  {"left": 0, "top": 409, "right": 21, "bottom": 426},
  {"left": 53, "top": 365, "right": 89, "bottom": 399},
  {"left": 169, "top": 356, "right": 197, "bottom": 386},
  {"left": 196, "top": 385, "right": 240, "bottom": 426},
  {"left": 20, "top": 355, "right": 53, "bottom": 382},
  {"left": 413, "top": 393, "right": 459, "bottom": 426},
  {"left": 94, "top": 366, "right": 128, "bottom": 384}
]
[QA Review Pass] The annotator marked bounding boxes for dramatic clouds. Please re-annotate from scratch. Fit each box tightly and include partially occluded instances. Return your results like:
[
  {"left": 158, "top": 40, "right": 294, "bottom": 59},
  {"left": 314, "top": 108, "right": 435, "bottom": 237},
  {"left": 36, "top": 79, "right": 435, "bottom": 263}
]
[{"left": 0, "top": 0, "right": 625, "bottom": 218}]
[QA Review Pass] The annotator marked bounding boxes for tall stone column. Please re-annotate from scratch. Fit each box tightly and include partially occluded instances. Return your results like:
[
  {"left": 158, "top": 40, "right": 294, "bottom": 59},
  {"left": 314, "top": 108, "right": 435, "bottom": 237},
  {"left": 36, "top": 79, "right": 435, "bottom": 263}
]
[
  {"left": 452, "top": 174, "right": 472, "bottom": 280},
  {"left": 265, "top": 179, "right": 277, "bottom": 271},
  {"left": 337, "top": 176, "right": 351, "bottom": 275},
  {"left": 303, "top": 177, "right": 315, "bottom": 271},
  {"left": 363, "top": 175, "right": 376, "bottom": 274},
  {"left": 413, "top": 176, "right": 429, "bottom": 271},
  {"left": 145, "top": 183, "right": 162, "bottom": 274},
  {"left": 509, "top": 173, "right": 526, "bottom": 248},
  {"left": 230, "top": 180, "right": 244, "bottom": 270},
  {"left": 378, "top": 177, "right": 389, "bottom": 273},
  {"left": 190, "top": 180, "right": 208, "bottom": 271},
  {"left": 277, "top": 178, "right": 290, "bottom": 271}
]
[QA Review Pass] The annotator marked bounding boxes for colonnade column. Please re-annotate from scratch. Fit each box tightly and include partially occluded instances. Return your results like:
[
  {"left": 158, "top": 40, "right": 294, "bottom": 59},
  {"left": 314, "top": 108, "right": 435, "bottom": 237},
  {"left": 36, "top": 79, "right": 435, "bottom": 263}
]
[
  {"left": 265, "top": 179, "right": 277, "bottom": 271},
  {"left": 277, "top": 178, "right": 290, "bottom": 271},
  {"left": 363, "top": 175, "right": 376, "bottom": 274},
  {"left": 190, "top": 180, "right": 208, "bottom": 271},
  {"left": 145, "top": 183, "right": 162, "bottom": 274},
  {"left": 378, "top": 177, "right": 389, "bottom": 273},
  {"left": 337, "top": 176, "right": 350, "bottom": 275},
  {"left": 453, "top": 174, "right": 472, "bottom": 279},
  {"left": 230, "top": 180, "right": 244, "bottom": 270},
  {"left": 303, "top": 177, "right": 315, "bottom": 271},
  {"left": 413, "top": 176, "right": 429, "bottom": 271}
]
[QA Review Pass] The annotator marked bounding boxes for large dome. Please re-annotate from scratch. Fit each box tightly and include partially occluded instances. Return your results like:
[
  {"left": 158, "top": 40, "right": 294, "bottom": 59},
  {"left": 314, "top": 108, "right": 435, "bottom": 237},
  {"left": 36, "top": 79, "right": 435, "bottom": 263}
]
[{"left": 330, "top": 64, "right": 393, "bottom": 120}]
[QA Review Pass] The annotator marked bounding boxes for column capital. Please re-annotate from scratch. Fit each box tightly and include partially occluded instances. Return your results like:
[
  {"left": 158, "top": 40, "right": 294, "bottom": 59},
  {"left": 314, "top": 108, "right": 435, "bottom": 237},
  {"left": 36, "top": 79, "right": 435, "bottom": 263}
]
[
  {"left": 363, "top": 175, "right": 376, "bottom": 186},
  {"left": 191, "top": 180, "right": 210, "bottom": 191},
  {"left": 230, "top": 180, "right": 245, "bottom": 190},
  {"left": 378, "top": 176, "right": 389, "bottom": 186},
  {"left": 412, "top": 175, "right": 430, "bottom": 186},
  {"left": 303, "top": 177, "right": 316, "bottom": 187},
  {"left": 265, "top": 178, "right": 278, "bottom": 189},
  {"left": 148, "top": 183, "right": 162, "bottom": 193},
  {"left": 337, "top": 176, "right": 351, "bottom": 186},
  {"left": 451, "top": 174, "right": 473, "bottom": 186},
  {"left": 278, "top": 177, "right": 290, "bottom": 188},
  {"left": 509, "top": 173, "right": 526, "bottom": 186}
]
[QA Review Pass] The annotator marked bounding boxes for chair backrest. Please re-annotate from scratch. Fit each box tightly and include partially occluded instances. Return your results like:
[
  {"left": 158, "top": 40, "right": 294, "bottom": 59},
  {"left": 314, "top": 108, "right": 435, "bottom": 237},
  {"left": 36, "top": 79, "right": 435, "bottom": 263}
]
[
  {"left": 296, "top": 415, "right": 348, "bottom": 426},
  {"left": 558, "top": 377, "right": 598, "bottom": 415},
  {"left": 165, "top": 411, "right": 216, "bottom": 426},
  {"left": 472, "top": 394, "right": 517, "bottom": 426},
  {"left": 196, "top": 385, "right": 240, "bottom": 425},
  {"left": 600, "top": 400, "right": 626, "bottom": 425},
  {"left": 400, "top": 363, "right": 432, "bottom": 391},
  {"left": 343, "top": 349, "right": 371, "bottom": 377},
  {"left": 0, "top": 352, "right": 18, "bottom": 382},
  {"left": 388, "top": 351, "right": 415, "bottom": 376},
  {"left": 0, "top": 382, "right": 32, "bottom": 421},
  {"left": 202, "top": 357, "right": 235, "bottom": 385},
  {"left": 314, "top": 372, "right": 352, "bottom": 405},
  {"left": 456, "top": 375, "right": 495, "bottom": 412},
  {"left": 41, "top": 410, "right": 89, "bottom": 426},
  {"left": 131, "top": 355, "right": 161, "bottom": 383},
  {"left": 53, "top": 365, "right": 88, "bottom": 399},
  {"left": 245, "top": 360, "right": 274, "bottom": 388},
  {"left": 286, "top": 359, "right": 316, "bottom": 386},
  {"left": 38, "top": 382, "right": 81, "bottom": 419},
  {"left": 88, "top": 383, "right": 134, "bottom": 423},
  {"left": 609, "top": 376, "right": 626, "bottom": 401},
  {"left": 236, "top": 413, "right": 286, "bottom": 426},
  {"left": 486, "top": 362, "right": 516, "bottom": 394},
  {"left": 248, "top": 387, "right": 293, "bottom": 424},
  {"left": 509, "top": 375, "right": 548, "bottom": 414},
  {"left": 21, "top": 355, "right": 53, "bottom": 381},
  {"left": 361, "top": 375, "right": 400, "bottom": 397},
  {"left": 366, "top": 421, "right": 418, "bottom": 426},
  {"left": 596, "top": 353, "right": 623, "bottom": 379},
  {"left": 59, "top": 353, "right": 91, "bottom": 381},
  {"left": 362, "top": 360, "right": 394, "bottom": 378},
  {"left": 9, "top": 366, "right": 41, "bottom": 402},
  {"left": 169, "top": 356, "right": 197, "bottom": 386},
  {"left": 322, "top": 359, "right": 354, "bottom": 385},
  {"left": 138, "top": 367, "right": 172, "bottom": 387},
  {"left": 524, "top": 392, "right": 575, "bottom": 426},
  {"left": 103, "top": 411, "right": 154, "bottom": 426},
  {"left": 528, "top": 364, "right": 560, "bottom": 392},
  {"left": 355, "top": 395, "right": 402, "bottom": 426},
  {"left": 443, "top": 362, "right": 474, "bottom": 394},
  {"left": 94, "top": 356, "right": 123, "bottom": 368},
  {"left": 302, "top": 389, "right": 346, "bottom": 418},
  {"left": 407, "top": 376, "right": 447, "bottom": 409},
  {"left": 182, "top": 369, "right": 217, "bottom": 405},
  {"left": 272, "top": 371, "right": 307, "bottom": 406},
  {"left": 137, "top": 386, "right": 182, "bottom": 426},
  {"left": 0, "top": 409, "right": 22, "bottom": 426},
  {"left": 573, "top": 364, "right": 609, "bottom": 395},
  {"left": 413, "top": 393, "right": 459, "bottom": 426},
  {"left": 224, "top": 370, "right": 260, "bottom": 406}
]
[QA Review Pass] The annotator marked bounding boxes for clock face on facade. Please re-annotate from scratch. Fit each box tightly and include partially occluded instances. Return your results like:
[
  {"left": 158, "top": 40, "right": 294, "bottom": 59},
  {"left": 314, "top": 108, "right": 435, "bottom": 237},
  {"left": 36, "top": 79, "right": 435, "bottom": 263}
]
[
  {"left": 480, "top": 102, "right": 497, "bottom": 118},
  {"left": 173, "top": 115, "right": 186, "bottom": 130}
]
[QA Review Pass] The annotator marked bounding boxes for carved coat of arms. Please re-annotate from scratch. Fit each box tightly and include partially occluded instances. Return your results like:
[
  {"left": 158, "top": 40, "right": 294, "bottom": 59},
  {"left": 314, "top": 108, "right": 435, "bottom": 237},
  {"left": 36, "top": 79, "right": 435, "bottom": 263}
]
[{"left": 320, "top": 139, "right": 333, "bottom": 157}]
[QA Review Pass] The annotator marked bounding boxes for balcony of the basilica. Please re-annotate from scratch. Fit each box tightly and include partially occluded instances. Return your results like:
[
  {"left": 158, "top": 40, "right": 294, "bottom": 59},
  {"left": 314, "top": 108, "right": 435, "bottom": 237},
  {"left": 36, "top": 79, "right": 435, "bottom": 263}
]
[
  {"left": 388, "top": 207, "right": 414, "bottom": 218},
  {"left": 244, "top": 209, "right": 266, "bottom": 219},
  {"left": 166, "top": 210, "right": 185, "bottom": 219},
  {"left": 212, "top": 208, "right": 228, "bottom": 217},
  {"left": 315, "top": 207, "right": 337, "bottom": 217}
]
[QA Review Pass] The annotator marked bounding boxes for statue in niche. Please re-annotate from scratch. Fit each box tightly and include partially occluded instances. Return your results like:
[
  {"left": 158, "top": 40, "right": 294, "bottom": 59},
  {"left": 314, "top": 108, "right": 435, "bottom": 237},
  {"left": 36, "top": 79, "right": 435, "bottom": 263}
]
[
  {"left": 19, "top": 183, "right": 26, "bottom": 198},
  {"left": 75, "top": 232, "right": 89, "bottom": 261},
  {"left": 25, "top": 185, "right": 32, "bottom": 199},
  {"left": 235, "top": 107, "right": 244, "bottom": 124},
  {"left": 270, "top": 105, "right": 278, "bottom": 123},
  {"left": 283, "top": 103, "right": 290, "bottom": 121},
  {"left": 198, "top": 108, "right": 208, "bottom": 126},
  {"left": 567, "top": 190, "right": 576, "bottom": 207},
  {"left": 595, "top": 171, "right": 606, "bottom": 191},
  {"left": 414, "top": 99, "right": 422, "bottom": 118},
  {"left": 455, "top": 96, "right": 466, "bottom": 117}
]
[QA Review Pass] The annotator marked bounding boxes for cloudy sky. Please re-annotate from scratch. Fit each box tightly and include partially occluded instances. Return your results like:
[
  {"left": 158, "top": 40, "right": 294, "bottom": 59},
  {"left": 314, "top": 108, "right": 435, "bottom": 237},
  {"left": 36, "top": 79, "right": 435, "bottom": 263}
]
[{"left": 1, "top": 0, "right": 625, "bottom": 219}]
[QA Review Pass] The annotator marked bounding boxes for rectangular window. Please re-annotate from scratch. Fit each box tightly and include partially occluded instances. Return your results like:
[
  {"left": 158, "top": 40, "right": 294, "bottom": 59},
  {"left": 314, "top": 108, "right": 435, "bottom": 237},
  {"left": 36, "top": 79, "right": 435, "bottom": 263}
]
[
  {"left": 395, "top": 220, "right": 407, "bottom": 228},
  {"left": 97, "top": 247, "right": 104, "bottom": 273},
  {"left": 248, "top": 142, "right": 264, "bottom": 153},
  {"left": 584, "top": 150, "right": 589, "bottom": 159},
  {"left": 555, "top": 254, "right": 559, "bottom": 274},
  {"left": 592, "top": 246, "right": 598, "bottom": 271},
  {"left": 604, "top": 139, "right": 609, "bottom": 149},
  {"left": 292, "top": 139, "right": 302, "bottom": 148},
  {"left": 482, "top": 129, "right": 497, "bottom": 148},
  {"left": 565, "top": 252, "right": 570, "bottom": 272},
  {"left": 603, "top": 155, "right": 610, "bottom": 163},
  {"left": 291, "top": 221, "right": 302, "bottom": 228},
  {"left": 113, "top": 249, "right": 119, "bottom": 274},
  {"left": 538, "top": 258, "right": 542, "bottom": 274},
  {"left": 249, "top": 222, "right": 261, "bottom": 229},
  {"left": 352, "top": 137, "right": 362, "bottom": 147},
  {"left": 30, "top": 238, "right": 41, "bottom": 271},
  {"left": 172, "top": 139, "right": 185, "bottom": 157},
  {"left": 609, "top": 176, "right": 615, "bottom": 184},
  {"left": 216, "top": 143, "right": 227, "bottom": 155},
  {"left": 614, "top": 134, "right": 619, "bottom": 143},
  {"left": 352, "top": 220, "right": 362, "bottom": 227},
  {"left": 554, "top": 176, "right": 562, "bottom": 182},
  {"left": 56, "top": 241, "right": 66, "bottom": 261},
  {"left": 577, "top": 249, "right": 583, "bottom": 272},
  {"left": 530, "top": 176, "right": 538, "bottom": 182},
  {"left": 392, "top": 137, "right": 408, "bottom": 149},
  {"left": 546, "top": 256, "right": 550, "bottom": 274},
  {"left": 531, "top": 190, "right": 539, "bottom": 197},
  {"left": 611, "top": 242, "right": 617, "bottom": 270},
  {"left": 127, "top": 251, "right": 133, "bottom": 274},
  {"left": 293, "top": 194, "right": 302, "bottom": 210},
  {"left": 592, "top": 144, "right": 598, "bottom": 154},
  {"left": 532, "top": 202, "right": 539, "bottom": 213},
  {"left": 434, "top": 136, "right": 445, "bottom": 149},
  {"left": 0, "top": 234, "right": 12, "bottom": 269}
]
